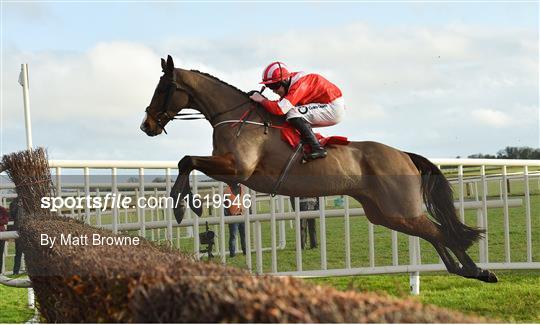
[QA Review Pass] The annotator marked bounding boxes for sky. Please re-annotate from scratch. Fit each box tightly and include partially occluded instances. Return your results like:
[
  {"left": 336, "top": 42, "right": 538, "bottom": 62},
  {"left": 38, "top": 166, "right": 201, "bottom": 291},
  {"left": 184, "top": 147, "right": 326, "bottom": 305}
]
[{"left": 1, "top": 1, "right": 538, "bottom": 163}]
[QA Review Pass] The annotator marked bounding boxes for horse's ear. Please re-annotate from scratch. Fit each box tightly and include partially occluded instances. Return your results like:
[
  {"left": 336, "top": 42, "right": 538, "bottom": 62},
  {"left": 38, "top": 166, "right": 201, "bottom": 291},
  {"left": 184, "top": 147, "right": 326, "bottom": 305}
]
[
  {"left": 161, "top": 58, "right": 166, "bottom": 72},
  {"left": 166, "top": 55, "right": 175, "bottom": 71}
]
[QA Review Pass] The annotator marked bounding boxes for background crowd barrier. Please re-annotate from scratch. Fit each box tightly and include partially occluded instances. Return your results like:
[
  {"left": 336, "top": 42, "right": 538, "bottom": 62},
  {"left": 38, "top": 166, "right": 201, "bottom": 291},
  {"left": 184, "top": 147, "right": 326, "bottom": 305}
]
[{"left": 1, "top": 158, "right": 539, "bottom": 298}]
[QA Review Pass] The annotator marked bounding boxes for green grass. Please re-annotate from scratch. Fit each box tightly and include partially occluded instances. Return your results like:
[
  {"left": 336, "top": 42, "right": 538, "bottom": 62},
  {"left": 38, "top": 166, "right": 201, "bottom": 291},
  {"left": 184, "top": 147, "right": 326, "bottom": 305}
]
[
  {"left": 307, "top": 270, "right": 540, "bottom": 323},
  {"left": 0, "top": 283, "right": 34, "bottom": 323}
]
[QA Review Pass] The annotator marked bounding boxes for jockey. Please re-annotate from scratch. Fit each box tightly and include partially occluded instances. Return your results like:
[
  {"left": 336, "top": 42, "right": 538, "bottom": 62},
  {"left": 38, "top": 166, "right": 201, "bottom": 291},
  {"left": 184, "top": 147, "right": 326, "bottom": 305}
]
[{"left": 249, "top": 62, "right": 345, "bottom": 160}]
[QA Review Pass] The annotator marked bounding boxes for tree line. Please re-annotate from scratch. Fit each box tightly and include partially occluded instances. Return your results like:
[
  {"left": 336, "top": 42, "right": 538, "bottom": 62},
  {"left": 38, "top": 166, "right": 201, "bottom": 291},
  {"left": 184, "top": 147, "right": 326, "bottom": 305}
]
[{"left": 468, "top": 146, "right": 540, "bottom": 159}]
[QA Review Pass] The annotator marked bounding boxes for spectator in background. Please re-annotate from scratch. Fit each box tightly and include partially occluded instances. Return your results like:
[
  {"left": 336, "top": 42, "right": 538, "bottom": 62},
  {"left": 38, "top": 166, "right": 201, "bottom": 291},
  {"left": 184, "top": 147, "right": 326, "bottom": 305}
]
[
  {"left": 0, "top": 205, "right": 10, "bottom": 273},
  {"left": 225, "top": 184, "right": 246, "bottom": 257},
  {"left": 290, "top": 197, "right": 318, "bottom": 249},
  {"left": 9, "top": 198, "right": 23, "bottom": 275}
]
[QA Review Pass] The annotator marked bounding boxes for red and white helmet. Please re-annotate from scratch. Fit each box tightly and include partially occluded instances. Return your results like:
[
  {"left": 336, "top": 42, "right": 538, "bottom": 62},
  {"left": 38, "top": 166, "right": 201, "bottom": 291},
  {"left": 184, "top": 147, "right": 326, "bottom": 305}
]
[{"left": 260, "top": 61, "right": 293, "bottom": 84}]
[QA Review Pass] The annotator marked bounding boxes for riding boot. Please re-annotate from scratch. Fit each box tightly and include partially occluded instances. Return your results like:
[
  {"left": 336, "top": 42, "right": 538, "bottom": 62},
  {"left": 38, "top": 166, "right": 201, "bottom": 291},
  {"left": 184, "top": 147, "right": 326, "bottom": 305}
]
[{"left": 288, "top": 117, "right": 327, "bottom": 160}]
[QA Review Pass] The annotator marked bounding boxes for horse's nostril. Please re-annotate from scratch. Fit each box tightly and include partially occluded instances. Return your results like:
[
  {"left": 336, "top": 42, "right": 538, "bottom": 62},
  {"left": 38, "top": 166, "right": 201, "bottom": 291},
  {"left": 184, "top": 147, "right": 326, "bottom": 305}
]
[{"left": 140, "top": 122, "right": 148, "bottom": 132}]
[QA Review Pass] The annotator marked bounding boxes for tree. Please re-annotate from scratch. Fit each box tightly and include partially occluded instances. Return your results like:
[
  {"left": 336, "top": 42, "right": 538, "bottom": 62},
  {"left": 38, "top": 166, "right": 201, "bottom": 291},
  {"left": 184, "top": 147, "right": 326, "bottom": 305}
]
[
  {"left": 468, "top": 153, "right": 496, "bottom": 159},
  {"left": 469, "top": 146, "right": 540, "bottom": 159}
]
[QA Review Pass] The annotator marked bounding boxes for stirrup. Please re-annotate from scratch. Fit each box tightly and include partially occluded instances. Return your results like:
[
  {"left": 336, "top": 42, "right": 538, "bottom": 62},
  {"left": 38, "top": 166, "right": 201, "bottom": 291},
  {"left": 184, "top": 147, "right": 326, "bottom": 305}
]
[{"left": 301, "top": 147, "right": 327, "bottom": 163}]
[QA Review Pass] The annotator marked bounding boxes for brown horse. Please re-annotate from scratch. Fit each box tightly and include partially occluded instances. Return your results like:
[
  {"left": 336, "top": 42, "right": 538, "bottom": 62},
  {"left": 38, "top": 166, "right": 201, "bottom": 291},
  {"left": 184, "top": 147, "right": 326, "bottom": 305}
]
[{"left": 140, "top": 55, "right": 497, "bottom": 283}]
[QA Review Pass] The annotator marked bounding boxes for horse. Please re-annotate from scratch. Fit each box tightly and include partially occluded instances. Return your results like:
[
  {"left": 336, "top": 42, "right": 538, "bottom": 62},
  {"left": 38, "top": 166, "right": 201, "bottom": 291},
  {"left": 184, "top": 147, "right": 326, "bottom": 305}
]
[{"left": 140, "top": 55, "right": 497, "bottom": 283}]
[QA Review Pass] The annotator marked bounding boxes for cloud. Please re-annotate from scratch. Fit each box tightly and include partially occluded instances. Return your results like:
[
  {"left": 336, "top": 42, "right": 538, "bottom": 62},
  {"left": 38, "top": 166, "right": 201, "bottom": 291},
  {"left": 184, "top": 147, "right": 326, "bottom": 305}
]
[
  {"left": 471, "top": 109, "right": 511, "bottom": 127},
  {"left": 1, "top": 22, "right": 537, "bottom": 160}
]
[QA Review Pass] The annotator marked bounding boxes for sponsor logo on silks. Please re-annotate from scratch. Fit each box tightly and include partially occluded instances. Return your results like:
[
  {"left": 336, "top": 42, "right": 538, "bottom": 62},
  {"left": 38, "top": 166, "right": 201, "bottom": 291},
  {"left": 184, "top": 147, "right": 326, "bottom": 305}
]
[{"left": 299, "top": 104, "right": 327, "bottom": 114}]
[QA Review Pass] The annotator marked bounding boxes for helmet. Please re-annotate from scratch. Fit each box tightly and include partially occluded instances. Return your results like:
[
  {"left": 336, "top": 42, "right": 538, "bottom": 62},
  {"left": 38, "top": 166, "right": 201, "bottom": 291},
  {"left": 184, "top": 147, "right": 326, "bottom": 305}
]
[{"left": 260, "top": 61, "right": 293, "bottom": 84}]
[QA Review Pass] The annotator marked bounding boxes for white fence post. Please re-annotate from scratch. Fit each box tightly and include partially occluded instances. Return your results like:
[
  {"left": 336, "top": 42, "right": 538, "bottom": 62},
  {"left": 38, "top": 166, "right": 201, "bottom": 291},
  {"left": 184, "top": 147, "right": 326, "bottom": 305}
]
[
  {"left": 219, "top": 182, "right": 226, "bottom": 264},
  {"left": 524, "top": 166, "right": 532, "bottom": 262},
  {"left": 27, "top": 287, "right": 35, "bottom": 309},
  {"left": 480, "top": 165, "right": 489, "bottom": 263},
  {"left": 270, "top": 196, "right": 278, "bottom": 273},
  {"left": 458, "top": 165, "right": 465, "bottom": 223},
  {"left": 344, "top": 196, "right": 351, "bottom": 269},
  {"left": 294, "top": 197, "right": 302, "bottom": 272},
  {"left": 138, "top": 168, "right": 145, "bottom": 237},
  {"left": 409, "top": 236, "right": 420, "bottom": 295},
  {"left": 111, "top": 167, "right": 118, "bottom": 234},
  {"left": 502, "top": 166, "right": 511, "bottom": 262},
  {"left": 319, "top": 196, "right": 327, "bottom": 271}
]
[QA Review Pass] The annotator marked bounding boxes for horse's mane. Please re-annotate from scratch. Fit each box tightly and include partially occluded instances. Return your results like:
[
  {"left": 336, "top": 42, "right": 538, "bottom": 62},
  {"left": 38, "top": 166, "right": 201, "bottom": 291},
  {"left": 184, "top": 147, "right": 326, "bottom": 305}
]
[
  {"left": 188, "top": 69, "right": 285, "bottom": 125},
  {"left": 190, "top": 70, "right": 248, "bottom": 96}
]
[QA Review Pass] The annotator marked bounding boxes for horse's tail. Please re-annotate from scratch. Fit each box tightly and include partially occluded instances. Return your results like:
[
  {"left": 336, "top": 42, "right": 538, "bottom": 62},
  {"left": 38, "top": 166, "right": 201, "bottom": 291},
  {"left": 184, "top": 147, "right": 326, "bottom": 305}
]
[{"left": 405, "top": 152, "right": 483, "bottom": 250}]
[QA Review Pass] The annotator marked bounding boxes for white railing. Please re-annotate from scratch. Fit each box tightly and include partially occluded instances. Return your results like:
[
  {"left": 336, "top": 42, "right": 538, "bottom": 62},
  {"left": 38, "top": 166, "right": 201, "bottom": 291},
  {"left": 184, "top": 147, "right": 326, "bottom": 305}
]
[{"left": 1, "top": 158, "right": 539, "bottom": 295}]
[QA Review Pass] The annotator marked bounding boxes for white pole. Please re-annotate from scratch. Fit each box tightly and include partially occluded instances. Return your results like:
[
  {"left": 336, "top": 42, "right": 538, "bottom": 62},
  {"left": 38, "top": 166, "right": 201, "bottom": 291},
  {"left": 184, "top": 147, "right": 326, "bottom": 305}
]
[
  {"left": 19, "top": 64, "right": 33, "bottom": 149},
  {"left": 270, "top": 196, "right": 277, "bottom": 273},
  {"left": 193, "top": 172, "right": 199, "bottom": 256},
  {"left": 344, "top": 196, "right": 351, "bottom": 269},
  {"left": 409, "top": 271, "right": 420, "bottom": 295},
  {"left": 458, "top": 165, "right": 465, "bottom": 222},
  {"left": 524, "top": 166, "right": 532, "bottom": 262},
  {"left": 409, "top": 236, "right": 420, "bottom": 295},
  {"left": 219, "top": 182, "right": 226, "bottom": 264},
  {"left": 27, "top": 288, "right": 35, "bottom": 309},
  {"left": 84, "top": 167, "right": 90, "bottom": 224},
  {"left": 138, "top": 168, "right": 145, "bottom": 237},
  {"left": 243, "top": 185, "right": 252, "bottom": 272},
  {"left": 502, "top": 166, "right": 511, "bottom": 262},
  {"left": 319, "top": 196, "right": 327, "bottom": 270},
  {"left": 294, "top": 197, "right": 302, "bottom": 272},
  {"left": 480, "top": 165, "right": 489, "bottom": 263},
  {"left": 112, "top": 168, "right": 118, "bottom": 234},
  {"left": 166, "top": 168, "right": 173, "bottom": 243}
]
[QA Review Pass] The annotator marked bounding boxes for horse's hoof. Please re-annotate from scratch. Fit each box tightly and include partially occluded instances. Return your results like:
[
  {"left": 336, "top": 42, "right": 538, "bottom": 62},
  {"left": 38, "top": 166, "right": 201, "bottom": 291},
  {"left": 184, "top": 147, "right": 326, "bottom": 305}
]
[
  {"left": 185, "top": 191, "right": 203, "bottom": 217},
  {"left": 173, "top": 200, "right": 186, "bottom": 224},
  {"left": 478, "top": 269, "right": 498, "bottom": 283},
  {"left": 191, "top": 205, "right": 203, "bottom": 217}
]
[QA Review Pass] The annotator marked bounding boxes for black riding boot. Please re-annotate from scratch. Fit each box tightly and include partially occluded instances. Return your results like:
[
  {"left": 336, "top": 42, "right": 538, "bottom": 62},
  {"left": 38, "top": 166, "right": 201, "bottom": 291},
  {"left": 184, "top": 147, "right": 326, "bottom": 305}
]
[{"left": 288, "top": 117, "right": 327, "bottom": 160}]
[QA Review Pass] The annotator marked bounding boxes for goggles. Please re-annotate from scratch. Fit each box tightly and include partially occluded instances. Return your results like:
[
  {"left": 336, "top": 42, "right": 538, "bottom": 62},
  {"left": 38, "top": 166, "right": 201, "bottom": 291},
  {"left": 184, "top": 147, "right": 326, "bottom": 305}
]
[{"left": 267, "top": 82, "right": 282, "bottom": 91}]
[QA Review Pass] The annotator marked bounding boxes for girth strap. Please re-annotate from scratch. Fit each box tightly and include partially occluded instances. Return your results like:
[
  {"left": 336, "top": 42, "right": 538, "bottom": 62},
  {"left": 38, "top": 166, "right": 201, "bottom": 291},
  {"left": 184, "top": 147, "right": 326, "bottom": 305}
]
[
  {"left": 235, "top": 108, "right": 255, "bottom": 137},
  {"left": 271, "top": 143, "right": 304, "bottom": 197}
]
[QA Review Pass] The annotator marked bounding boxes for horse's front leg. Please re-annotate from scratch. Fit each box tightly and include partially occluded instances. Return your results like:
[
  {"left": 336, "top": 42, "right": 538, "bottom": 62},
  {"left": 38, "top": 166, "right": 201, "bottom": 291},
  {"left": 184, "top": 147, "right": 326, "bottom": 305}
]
[
  {"left": 170, "top": 156, "right": 197, "bottom": 223},
  {"left": 171, "top": 153, "right": 239, "bottom": 224}
]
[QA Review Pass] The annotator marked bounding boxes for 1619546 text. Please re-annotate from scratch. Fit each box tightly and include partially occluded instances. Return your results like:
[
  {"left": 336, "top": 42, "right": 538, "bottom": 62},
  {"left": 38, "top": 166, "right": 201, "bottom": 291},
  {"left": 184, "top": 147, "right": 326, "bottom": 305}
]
[{"left": 39, "top": 193, "right": 252, "bottom": 212}]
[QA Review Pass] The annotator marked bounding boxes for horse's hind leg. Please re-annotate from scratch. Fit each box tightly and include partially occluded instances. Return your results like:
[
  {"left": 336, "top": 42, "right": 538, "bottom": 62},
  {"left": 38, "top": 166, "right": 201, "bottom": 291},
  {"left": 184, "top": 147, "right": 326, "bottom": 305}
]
[
  {"left": 448, "top": 246, "right": 498, "bottom": 282},
  {"left": 394, "top": 216, "right": 498, "bottom": 282},
  {"left": 361, "top": 196, "right": 497, "bottom": 282},
  {"left": 356, "top": 196, "right": 468, "bottom": 278},
  {"left": 392, "top": 218, "right": 464, "bottom": 276},
  {"left": 431, "top": 243, "right": 462, "bottom": 275}
]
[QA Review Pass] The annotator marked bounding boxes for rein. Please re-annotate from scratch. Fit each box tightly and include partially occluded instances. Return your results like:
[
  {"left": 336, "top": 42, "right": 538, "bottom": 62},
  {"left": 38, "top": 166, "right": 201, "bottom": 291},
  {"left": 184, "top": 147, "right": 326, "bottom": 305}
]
[
  {"left": 170, "top": 86, "right": 273, "bottom": 135},
  {"left": 148, "top": 73, "right": 272, "bottom": 135},
  {"left": 172, "top": 99, "right": 252, "bottom": 123}
]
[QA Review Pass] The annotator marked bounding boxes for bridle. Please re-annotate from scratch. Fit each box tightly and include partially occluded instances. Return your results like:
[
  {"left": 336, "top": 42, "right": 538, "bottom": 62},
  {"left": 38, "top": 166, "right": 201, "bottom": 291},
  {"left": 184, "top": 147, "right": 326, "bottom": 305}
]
[
  {"left": 144, "top": 74, "right": 187, "bottom": 134},
  {"left": 145, "top": 74, "right": 268, "bottom": 134}
]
